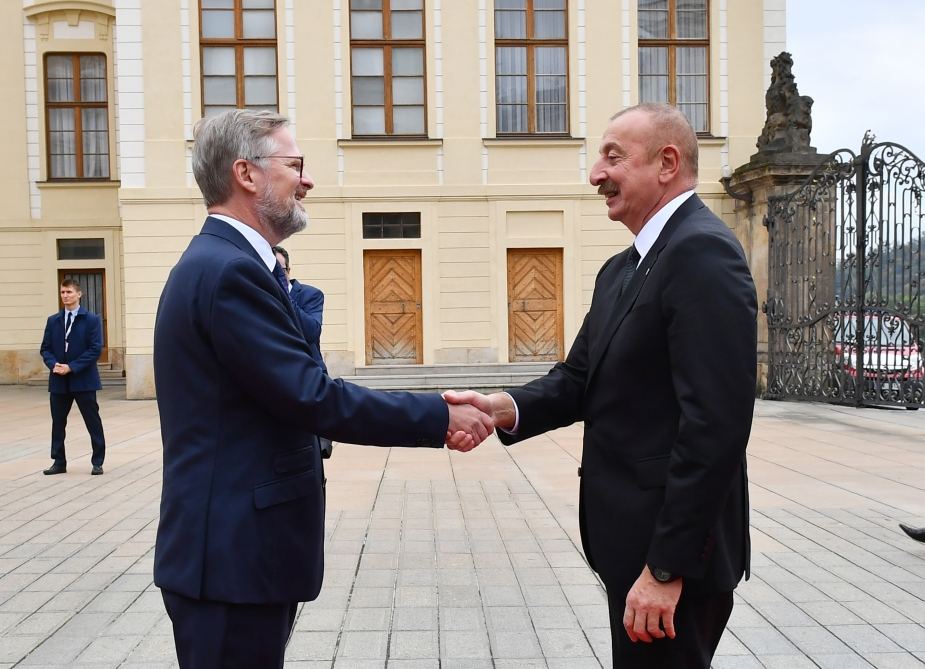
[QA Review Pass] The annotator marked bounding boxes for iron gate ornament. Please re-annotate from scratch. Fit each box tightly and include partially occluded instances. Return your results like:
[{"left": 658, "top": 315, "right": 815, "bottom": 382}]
[{"left": 765, "top": 133, "right": 924, "bottom": 409}]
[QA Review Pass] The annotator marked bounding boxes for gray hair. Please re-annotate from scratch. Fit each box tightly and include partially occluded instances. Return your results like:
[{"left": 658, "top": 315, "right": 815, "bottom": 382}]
[
  {"left": 611, "top": 103, "right": 699, "bottom": 181},
  {"left": 191, "top": 109, "right": 290, "bottom": 207}
]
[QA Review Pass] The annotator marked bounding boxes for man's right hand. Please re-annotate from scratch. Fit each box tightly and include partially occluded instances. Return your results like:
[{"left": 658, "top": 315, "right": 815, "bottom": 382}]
[
  {"left": 443, "top": 390, "right": 516, "bottom": 430},
  {"left": 444, "top": 400, "right": 494, "bottom": 452}
]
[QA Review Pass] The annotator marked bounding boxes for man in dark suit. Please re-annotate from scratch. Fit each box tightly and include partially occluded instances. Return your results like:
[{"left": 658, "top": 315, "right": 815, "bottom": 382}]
[
  {"left": 40, "top": 278, "right": 106, "bottom": 476},
  {"left": 272, "top": 244, "right": 334, "bottom": 458},
  {"left": 446, "top": 104, "right": 757, "bottom": 667},
  {"left": 153, "top": 109, "right": 491, "bottom": 668}
]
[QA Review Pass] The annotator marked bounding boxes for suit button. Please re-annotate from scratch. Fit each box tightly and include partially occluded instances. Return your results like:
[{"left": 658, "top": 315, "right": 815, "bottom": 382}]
[{"left": 577, "top": 466, "right": 582, "bottom": 477}]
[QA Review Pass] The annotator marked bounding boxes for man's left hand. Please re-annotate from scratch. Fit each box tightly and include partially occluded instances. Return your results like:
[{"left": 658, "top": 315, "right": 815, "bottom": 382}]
[
  {"left": 623, "top": 565, "right": 682, "bottom": 643},
  {"left": 53, "top": 363, "right": 72, "bottom": 375}
]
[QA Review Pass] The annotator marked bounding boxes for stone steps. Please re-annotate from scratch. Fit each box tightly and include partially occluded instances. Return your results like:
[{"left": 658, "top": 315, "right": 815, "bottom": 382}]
[{"left": 342, "top": 362, "right": 554, "bottom": 392}]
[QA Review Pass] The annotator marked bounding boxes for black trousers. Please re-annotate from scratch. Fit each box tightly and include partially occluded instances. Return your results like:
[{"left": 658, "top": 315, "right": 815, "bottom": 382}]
[
  {"left": 162, "top": 589, "right": 298, "bottom": 669},
  {"left": 607, "top": 584, "right": 733, "bottom": 668},
  {"left": 50, "top": 391, "right": 105, "bottom": 467}
]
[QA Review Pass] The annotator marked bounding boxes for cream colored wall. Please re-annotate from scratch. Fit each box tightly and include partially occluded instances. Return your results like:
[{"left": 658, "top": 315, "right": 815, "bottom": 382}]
[
  {"left": 0, "top": 2, "right": 124, "bottom": 384},
  {"left": 2, "top": 1, "right": 772, "bottom": 394}
]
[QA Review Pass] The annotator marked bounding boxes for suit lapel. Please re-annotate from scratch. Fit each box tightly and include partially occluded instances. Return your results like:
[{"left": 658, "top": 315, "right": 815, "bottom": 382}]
[
  {"left": 200, "top": 217, "right": 298, "bottom": 321},
  {"left": 586, "top": 195, "right": 705, "bottom": 379}
]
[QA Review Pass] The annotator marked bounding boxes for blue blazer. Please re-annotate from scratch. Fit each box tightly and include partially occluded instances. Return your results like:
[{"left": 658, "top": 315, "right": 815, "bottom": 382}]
[
  {"left": 40, "top": 307, "right": 103, "bottom": 394},
  {"left": 153, "top": 217, "right": 448, "bottom": 604},
  {"left": 290, "top": 279, "right": 326, "bottom": 373}
]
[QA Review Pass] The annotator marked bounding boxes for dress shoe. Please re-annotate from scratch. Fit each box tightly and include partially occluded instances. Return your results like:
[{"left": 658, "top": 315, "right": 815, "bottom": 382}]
[
  {"left": 43, "top": 463, "right": 66, "bottom": 475},
  {"left": 899, "top": 523, "right": 925, "bottom": 543},
  {"left": 91, "top": 465, "right": 104, "bottom": 476}
]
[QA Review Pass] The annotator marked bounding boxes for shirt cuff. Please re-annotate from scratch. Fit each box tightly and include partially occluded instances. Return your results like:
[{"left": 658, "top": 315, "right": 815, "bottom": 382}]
[{"left": 498, "top": 391, "right": 520, "bottom": 435}]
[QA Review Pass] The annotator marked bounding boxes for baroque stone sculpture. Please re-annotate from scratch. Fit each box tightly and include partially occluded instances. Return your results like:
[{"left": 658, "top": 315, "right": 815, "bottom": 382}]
[{"left": 756, "top": 52, "right": 815, "bottom": 154}]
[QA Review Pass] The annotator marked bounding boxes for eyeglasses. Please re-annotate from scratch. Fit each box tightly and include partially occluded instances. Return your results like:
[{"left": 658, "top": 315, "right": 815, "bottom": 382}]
[{"left": 250, "top": 155, "right": 304, "bottom": 179}]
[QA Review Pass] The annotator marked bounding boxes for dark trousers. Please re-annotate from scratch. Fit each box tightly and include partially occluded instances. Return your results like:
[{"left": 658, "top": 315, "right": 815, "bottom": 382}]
[
  {"left": 50, "top": 391, "right": 105, "bottom": 467},
  {"left": 162, "top": 589, "right": 298, "bottom": 669},
  {"left": 607, "top": 585, "right": 733, "bottom": 668}
]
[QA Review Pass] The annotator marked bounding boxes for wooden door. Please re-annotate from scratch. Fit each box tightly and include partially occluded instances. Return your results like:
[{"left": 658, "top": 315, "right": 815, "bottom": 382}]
[
  {"left": 364, "top": 250, "right": 423, "bottom": 365},
  {"left": 59, "top": 268, "right": 108, "bottom": 363},
  {"left": 507, "top": 248, "right": 563, "bottom": 362}
]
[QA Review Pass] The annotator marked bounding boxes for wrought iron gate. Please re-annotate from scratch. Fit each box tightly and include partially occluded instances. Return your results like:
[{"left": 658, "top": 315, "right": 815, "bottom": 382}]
[{"left": 765, "top": 134, "right": 924, "bottom": 408}]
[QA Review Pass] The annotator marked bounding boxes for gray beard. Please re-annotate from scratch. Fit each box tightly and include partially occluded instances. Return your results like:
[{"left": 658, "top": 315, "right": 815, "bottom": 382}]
[{"left": 257, "top": 183, "right": 309, "bottom": 241}]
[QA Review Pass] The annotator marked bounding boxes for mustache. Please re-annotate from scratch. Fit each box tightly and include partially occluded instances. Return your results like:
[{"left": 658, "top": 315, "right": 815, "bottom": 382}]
[{"left": 598, "top": 181, "right": 618, "bottom": 197}]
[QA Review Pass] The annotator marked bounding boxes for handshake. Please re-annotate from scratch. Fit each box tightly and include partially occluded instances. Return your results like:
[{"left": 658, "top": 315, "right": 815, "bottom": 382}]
[{"left": 441, "top": 390, "right": 518, "bottom": 452}]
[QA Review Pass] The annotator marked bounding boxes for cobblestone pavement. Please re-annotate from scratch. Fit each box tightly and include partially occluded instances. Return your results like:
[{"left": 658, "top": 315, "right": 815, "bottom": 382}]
[{"left": 0, "top": 385, "right": 923, "bottom": 668}]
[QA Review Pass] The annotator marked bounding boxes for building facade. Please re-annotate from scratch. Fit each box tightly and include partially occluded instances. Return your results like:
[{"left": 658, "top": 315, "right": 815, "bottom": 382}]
[{"left": 1, "top": 0, "right": 785, "bottom": 398}]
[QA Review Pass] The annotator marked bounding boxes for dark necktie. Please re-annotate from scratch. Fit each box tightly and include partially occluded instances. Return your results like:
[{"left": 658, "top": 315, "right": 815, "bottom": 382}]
[
  {"left": 619, "top": 245, "right": 641, "bottom": 297},
  {"left": 272, "top": 262, "right": 290, "bottom": 296},
  {"left": 64, "top": 311, "right": 73, "bottom": 355}
]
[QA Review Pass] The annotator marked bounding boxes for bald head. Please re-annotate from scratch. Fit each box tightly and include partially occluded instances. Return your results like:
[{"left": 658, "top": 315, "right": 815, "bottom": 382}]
[{"left": 611, "top": 104, "right": 699, "bottom": 185}]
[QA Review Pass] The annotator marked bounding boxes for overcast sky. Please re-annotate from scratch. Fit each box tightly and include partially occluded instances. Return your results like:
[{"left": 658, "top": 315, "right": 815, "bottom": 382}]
[{"left": 786, "top": 0, "right": 925, "bottom": 158}]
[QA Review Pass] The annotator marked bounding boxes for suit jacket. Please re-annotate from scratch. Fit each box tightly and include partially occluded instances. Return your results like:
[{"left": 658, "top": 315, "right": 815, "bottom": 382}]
[
  {"left": 40, "top": 306, "right": 103, "bottom": 394},
  {"left": 153, "top": 217, "right": 448, "bottom": 604},
  {"left": 289, "top": 279, "right": 327, "bottom": 373},
  {"left": 500, "top": 195, "right": 757, "bottom": 597}
]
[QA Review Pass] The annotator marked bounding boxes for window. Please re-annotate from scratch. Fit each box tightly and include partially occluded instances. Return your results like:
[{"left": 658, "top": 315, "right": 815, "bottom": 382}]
[
  {"left": 349, "top": 0, "right": 426, "bottom": 136},
  {"left": 494, "top": 0, "right": 568, "bottom": 135},
  {"left": 200, "top": 0, "right": 278, "bottom": 117},
  {"left": 57, "top": 238, "right": 105, "bottom": 260},
  {"left": 44, "top": 53, "right": 109, "bottom": 179},
  {"left": 362, "top": 212, "right": 421, "bottom": 238},
  {"left": 638, "top": 0, "right": 709, "bottom": 132}
]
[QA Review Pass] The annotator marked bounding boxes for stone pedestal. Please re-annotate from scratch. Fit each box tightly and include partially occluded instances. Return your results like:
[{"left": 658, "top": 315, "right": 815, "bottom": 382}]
[{"left": 724, "top": 151, "right": 827, "bottom": 395}]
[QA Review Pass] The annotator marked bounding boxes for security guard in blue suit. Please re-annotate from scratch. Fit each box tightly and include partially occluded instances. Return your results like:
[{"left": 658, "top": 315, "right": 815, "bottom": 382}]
[{"left": 40, "top": 278, "right": 106, "bottom": 475}]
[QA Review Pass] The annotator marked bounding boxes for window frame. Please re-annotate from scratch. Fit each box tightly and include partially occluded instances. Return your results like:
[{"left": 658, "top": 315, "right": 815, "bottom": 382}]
[
  {"left": 637, "top": 0, "right": 711, "bottom": 134},
  {"left": 198, "top": 0, "right": 279, "bottom": 116},
  {"left": 43, "top": 52, "right": 110, "bottom": 181},
  {"left": 349, "top": 0, "right": 428, "bottom": 138},
  {"left": 494, "top": 0, "right": 570, "bottom": 137}
]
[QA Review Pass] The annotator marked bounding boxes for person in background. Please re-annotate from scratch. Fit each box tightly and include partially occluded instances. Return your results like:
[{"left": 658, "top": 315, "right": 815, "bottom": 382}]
[
  {"left": 272, "top": 245, "right": 333, "bottom": 458},
  {"left": 40, "top": 278, "right": 106, "bottom": 476}
]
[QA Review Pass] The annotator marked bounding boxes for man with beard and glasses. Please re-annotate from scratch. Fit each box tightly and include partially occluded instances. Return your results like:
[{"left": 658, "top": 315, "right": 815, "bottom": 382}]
[
  {"left": 153, "top": 109, "right": 493, "bottom": 668},
  {"left": 446, "top": 104, "right": 757, "bottom": 668}
]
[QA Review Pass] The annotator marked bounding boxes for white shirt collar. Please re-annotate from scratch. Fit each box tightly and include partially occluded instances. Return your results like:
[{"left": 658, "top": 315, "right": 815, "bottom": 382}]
[
  {"left": 64, "top": 306, "right": 80, "bottom": 318},
  {"left": 631, "top": 190, "right": 695, "bottom": 265},
  {"left": 209, "top": 213, "right": 277, "bottom": 272}
]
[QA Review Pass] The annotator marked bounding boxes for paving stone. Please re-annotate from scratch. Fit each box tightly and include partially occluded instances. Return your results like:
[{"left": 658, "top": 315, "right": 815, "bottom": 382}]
[
  {"left": 74, "top": 635, "right": 142, "bottom": 663},
  {"left": 439, "top": 606, "right": 486, "bottom": 631},
  {"left": 733, "top": 626, "right": 802, "bottom": 655},
  {"left": 343, "top": 606, "right": 390, "bottom": 631},
  {"left": 874, "top": 624, "right": 925, "bottom": 653},
  {"left": 528, "top": 606, "right": 579, "bottom": 631},
  {"left": 779, "top": 624, "right": 853, "bottom": 654},
  {"left": 860, "top": 654, "right": 925, "bottom": 669},
  {"left": 285, "top": 631, "right": 338, "bottom": 661},
  {"left": 535, "top": 629, "right": 594, "bottom": 658},
  {"left": 441, "top": 630, "right": 491, "bottom": 659},
  {"left": 810, "top": 654, "right": 877, "bottom": 668},
  {"left": 488, "top": 630, "right": 543, "bottom": 659},
  {"left": 337, "top": 631, "right": 389, "bottom": 659},
  {"left": 828, "top": 625, "right": 905, "bottom": 654},
  {"left": 710, "top": 656, "right": 765, "bottom": 668},
  {"left": 758, "top": 654, "right": 821, "bottom": 668},
  {"left": 388, "top": 630, "right": 438, "bottom": 659},
  {"left": 0, "top": 635, "right": 44, "bottom": 664}
]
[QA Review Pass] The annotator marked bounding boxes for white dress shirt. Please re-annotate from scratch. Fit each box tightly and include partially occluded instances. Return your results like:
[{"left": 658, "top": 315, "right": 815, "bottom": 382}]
[
  {"left": 210, "top": 213, "right": 277, "bottom": 273},
  {"left": 503, "top": 189, "right": 696, "bottom": 434}
]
